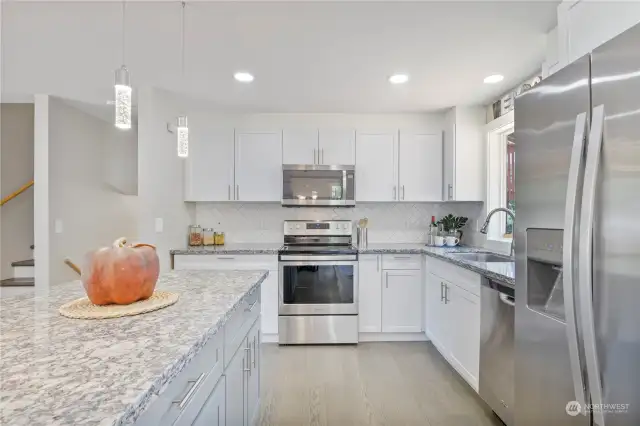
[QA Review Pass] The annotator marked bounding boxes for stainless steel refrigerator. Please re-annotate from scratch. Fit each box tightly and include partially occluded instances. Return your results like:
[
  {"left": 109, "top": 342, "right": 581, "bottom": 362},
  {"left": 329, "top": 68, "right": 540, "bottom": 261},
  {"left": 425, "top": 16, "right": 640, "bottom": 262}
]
[{"left": 515, "top": 22, "right": 640, "bottom": 426}]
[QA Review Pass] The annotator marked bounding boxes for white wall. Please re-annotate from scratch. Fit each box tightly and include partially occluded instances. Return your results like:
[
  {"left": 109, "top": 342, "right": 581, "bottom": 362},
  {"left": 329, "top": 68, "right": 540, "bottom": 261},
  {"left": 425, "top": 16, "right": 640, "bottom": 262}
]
[
  {"left": 0, "top": 104, "right": 34, "bottom": 280},
  {"left": 46, "top": 97, "right": 138, "bottom": 285},
  {"left": 137, "top": 88, "right": 195, "bottom": 272},
  {"left": 104, "top": 125, "right": 138, "bottom": 196}
]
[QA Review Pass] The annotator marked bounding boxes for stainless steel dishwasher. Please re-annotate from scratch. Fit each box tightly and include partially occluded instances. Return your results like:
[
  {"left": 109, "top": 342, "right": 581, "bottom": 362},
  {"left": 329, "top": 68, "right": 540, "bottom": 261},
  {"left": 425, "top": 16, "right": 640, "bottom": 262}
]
[{"left": 479, "top": 277, "right": 514, "bottom": 426}]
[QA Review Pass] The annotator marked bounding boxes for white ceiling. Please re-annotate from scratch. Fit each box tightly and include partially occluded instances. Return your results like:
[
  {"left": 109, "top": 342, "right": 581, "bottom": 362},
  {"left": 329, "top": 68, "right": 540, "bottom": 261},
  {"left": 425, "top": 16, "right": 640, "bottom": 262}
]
[{"left": 1, "top": 1, "right": 558, "bottom": 113}]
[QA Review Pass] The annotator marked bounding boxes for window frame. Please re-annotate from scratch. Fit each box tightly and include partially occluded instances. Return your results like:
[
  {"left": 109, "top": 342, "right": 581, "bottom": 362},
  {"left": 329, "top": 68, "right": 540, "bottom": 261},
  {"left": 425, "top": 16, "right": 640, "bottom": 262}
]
[{"left": 485, "top": 114, "right": 515, "bottom": 247}]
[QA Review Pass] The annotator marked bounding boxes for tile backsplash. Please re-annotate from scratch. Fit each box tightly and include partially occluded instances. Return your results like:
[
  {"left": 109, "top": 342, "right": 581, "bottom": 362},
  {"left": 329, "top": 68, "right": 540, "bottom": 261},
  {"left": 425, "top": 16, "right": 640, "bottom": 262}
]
[{"left": 195, "top": 202, "right": 484, "bottom": 245}]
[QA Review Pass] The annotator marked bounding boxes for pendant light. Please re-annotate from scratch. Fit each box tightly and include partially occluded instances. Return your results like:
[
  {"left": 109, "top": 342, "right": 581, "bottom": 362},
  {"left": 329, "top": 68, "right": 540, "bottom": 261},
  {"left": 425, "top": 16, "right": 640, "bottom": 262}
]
[
  {"left": 114, "top": 0, "right": 131, "bottom": 129},
  {"left": 176, "top": 1, "right": 189, "bottom": 157}
]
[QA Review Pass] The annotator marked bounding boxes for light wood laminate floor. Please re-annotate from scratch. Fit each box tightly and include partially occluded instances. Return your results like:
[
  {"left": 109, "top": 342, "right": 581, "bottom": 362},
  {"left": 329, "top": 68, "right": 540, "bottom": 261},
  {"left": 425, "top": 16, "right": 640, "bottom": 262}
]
[{"left": 258, "top": 342, "right": 502, "bottom": 426}]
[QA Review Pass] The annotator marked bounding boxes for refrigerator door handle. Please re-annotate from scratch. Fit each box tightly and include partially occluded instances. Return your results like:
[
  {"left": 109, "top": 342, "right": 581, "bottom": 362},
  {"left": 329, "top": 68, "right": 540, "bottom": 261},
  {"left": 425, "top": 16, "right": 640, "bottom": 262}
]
[
  {"left": 562, "top": 111, "right": 589, "bottom": 413},
  {"left": 579, "top": 104, "right": 606, "bottom": 426}
]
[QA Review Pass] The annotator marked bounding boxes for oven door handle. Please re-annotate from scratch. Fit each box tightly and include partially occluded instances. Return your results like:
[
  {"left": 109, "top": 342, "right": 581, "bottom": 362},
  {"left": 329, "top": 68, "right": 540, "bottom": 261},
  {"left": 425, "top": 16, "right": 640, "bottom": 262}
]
[{"left": 279, "top": 255, "right": 358, "bottom": 262}]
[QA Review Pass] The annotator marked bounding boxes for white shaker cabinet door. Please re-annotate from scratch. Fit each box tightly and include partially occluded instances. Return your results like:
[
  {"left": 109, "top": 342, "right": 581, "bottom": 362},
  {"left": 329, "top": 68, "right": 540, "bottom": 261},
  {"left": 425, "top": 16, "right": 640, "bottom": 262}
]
[
  {"left": 192, "top": 377, "right": 226, "bottom": 426},
  {"left": 283, "top": 128, "right": 318, "bottom": 165},
  {"left": 381, "top": 270, "right": 422, "bottom": 333},
  {"left": 448, "top": 283, "right": 480, "bottom": 391},
  {"left": 399, "top": 132, "right": 443, "bottom": 202},
  {"left": 358, "top": 255, "right": 382, "bottom": 333},
  {"left": 426, "top": 272, "right": 448, "bottom": 354},
  {"left": 234, "top": 131, "right": 283, "bottom": 201},
  {"left": 225, "top": 341, "right": 247, "bottom": 426},
  {"left": 184, "top": 124, "right": 235, "bottom": 201},
  {"left": 355, "top": 132, "right": 397, "bottom": 202},
  {"left": 318, "top": 129, "right": 355, "bottom": 165}
]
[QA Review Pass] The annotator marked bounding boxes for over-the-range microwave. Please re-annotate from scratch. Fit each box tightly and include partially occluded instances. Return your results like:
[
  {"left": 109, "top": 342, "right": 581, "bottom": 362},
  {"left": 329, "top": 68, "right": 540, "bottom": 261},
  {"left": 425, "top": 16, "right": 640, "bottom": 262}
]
[{"left": 282, "top": 164, "right": 355, "bottom": 207}]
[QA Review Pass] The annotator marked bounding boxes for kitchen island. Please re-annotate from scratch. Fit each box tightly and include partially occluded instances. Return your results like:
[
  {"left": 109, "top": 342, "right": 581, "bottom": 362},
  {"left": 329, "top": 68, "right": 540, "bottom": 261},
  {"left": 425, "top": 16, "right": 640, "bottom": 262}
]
[{"left": 0, "top": 269, "right": 267, "bottom": 426}]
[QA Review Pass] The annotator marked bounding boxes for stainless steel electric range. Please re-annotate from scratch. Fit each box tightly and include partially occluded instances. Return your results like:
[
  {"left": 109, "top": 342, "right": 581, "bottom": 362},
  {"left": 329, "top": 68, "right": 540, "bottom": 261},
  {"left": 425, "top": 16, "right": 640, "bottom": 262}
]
[{"left": 278, "top": 220, "right": 358, "bottom": 345}]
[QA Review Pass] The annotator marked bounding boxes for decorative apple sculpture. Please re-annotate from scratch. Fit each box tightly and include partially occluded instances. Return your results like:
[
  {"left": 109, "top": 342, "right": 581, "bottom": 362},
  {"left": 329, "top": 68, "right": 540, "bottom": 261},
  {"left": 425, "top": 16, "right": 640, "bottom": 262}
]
[{"left": 81, "top": 237, "right": 160, "bottom": 305}]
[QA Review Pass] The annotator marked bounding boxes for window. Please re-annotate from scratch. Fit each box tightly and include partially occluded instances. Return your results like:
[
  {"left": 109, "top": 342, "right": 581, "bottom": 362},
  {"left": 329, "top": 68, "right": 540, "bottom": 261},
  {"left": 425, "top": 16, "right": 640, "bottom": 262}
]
[
  {"left": 505, "top": 133, "right": 515, "bottom": 237},
  {"left": 486, "top": 115, "right": 515, "bottom": 246}
]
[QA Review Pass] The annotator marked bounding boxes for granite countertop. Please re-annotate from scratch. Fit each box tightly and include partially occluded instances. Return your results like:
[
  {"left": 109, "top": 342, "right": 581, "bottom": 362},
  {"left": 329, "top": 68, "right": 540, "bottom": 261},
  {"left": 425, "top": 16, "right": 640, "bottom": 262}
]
[
  {"left": 0, "top": 269, "right": 268, "bottom": 426},
  {"left": 170, "top": 242, "right": 282, "bottom": 255},
  {"left": 359, "top": 243, "right": 515, "bottom": 286}
]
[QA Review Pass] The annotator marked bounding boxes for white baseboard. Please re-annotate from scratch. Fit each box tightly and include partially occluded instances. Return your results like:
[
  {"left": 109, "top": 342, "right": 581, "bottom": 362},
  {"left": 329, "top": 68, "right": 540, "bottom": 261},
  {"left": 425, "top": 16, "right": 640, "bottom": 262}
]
[
  {"left": 358, "top": 332, "right": 429, "bottom": 342},
  {"left": 262, "top": 333, "right": 278, "bottom": 343}
]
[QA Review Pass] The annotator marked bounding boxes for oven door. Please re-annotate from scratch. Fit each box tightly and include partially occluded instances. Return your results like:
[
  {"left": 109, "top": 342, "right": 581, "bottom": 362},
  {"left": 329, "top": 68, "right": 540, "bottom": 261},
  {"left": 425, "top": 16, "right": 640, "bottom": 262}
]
[
  {"left": 279, "top": 256, "right": 358, "bottom": 315},
  {"left": 282, "top": 165, "right": 355, "bottom": 206}
]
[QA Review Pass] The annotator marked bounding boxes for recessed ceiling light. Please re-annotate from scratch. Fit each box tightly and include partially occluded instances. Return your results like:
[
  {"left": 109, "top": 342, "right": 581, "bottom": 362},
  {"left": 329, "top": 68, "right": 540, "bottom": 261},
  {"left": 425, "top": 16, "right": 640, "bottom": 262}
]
[
  {"left": 484, "top": 74, "right": 504, "bottom": 84},
  {"left": 389, "top": 74, "right": 409, "bottom": 84},
  {"left": 234, "top": 72, "right": 254, "bottom": 83}
]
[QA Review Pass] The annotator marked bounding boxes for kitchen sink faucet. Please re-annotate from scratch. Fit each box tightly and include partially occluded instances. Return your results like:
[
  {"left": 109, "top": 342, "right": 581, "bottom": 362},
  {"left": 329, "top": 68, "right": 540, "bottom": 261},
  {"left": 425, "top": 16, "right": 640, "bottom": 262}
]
[{"left": 480, "top": 208, "right": 515, "bottom": 257}]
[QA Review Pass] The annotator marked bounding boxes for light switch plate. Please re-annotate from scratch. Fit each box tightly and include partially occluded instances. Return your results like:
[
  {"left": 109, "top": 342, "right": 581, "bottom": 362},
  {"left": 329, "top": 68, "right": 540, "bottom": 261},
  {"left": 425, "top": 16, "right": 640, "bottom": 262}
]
[
  {"left": 155, "top": 218, "right": 163, "bottom": 233},
  {"left": 54, "top": 219, "right": 63, "bottom": 234}
]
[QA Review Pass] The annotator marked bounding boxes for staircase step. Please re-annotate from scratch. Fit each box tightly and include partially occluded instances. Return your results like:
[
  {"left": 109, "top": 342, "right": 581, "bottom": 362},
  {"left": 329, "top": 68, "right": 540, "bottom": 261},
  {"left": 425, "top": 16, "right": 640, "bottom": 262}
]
[
  {"left": 0, "top": 278, "right": 35, "bottom": 287},
  {"left": 11, "top": 259, "right": 34, "bottom": 267}
]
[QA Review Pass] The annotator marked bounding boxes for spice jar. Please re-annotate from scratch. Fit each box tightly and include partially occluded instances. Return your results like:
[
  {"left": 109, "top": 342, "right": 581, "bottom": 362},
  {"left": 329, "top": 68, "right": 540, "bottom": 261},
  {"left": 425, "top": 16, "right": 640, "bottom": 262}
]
[
  {"left": 188, "top": 225, "right": 203, "bottom": 246},
  {"left": 214, "top": 232, "right": 225, "bottom": 246},
  {"left": 203, "top": 228, "right": 215, "bottom": 246}
]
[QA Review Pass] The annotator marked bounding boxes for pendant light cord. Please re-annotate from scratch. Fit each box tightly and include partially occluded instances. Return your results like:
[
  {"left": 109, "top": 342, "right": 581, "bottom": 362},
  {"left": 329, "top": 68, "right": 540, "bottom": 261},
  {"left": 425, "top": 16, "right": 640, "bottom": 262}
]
[
  {"left": 181, "top": 1, "right": 186, "bottom": 78},
  {"left": 121, "top": 0, "right": 126, "bottom": 66}
]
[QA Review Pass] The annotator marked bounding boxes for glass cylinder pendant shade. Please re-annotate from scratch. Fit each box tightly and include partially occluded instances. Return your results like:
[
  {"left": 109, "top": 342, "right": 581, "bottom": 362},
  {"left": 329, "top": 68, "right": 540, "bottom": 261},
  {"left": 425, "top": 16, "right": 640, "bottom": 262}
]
[
  {"left": 114, "top": 66, "right": 132, "bottom": 129},
  {"left": 177, "top": 115, "right": 189, "bottom": 158}
]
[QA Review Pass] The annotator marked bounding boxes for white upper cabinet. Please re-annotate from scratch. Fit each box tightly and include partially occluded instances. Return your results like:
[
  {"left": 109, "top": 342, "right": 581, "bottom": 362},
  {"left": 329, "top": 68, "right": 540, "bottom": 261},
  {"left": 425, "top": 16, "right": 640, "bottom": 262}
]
[
  {"left": 559, "top": 0, "right": 640, "bottom": 66},
  {"left": 234, "top": 131, "right": 283, "bottom": 202},
  {"left": 282, "top": 128, "right": 318, "bottom": 165},
  {"left": 398, "top": 132, "right": 443, "bottom": 202},
  {"left": 318, "top": 129, "right": 356, "bottom": 165},
  {"left": 184, "top": 123, "right": 234, "bottom": 202},
  {"left": 444, "top": 107, "right": 485, "bottom": 201},
  {"left": 355, "top": 132, "right": 397, "bottom": 202}
]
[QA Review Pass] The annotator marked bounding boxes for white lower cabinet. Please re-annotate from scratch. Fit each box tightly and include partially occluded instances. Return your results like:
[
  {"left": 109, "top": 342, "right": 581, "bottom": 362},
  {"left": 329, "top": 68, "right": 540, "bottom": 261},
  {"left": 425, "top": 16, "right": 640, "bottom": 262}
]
[
  {"left": 382, "top": 269, "right": 422, "bottom": 333},
  {"left": 225, "top": 340, "right": 246, "bottom": 426},
  {"left": 358, "top": 255, "right": 382, "bottom": 333},
  {"left": 192, "top": 377, "right": 226, "bottom": 426},
  {"left": 425, "top": 258, "right": 481, "bottom": 391}
]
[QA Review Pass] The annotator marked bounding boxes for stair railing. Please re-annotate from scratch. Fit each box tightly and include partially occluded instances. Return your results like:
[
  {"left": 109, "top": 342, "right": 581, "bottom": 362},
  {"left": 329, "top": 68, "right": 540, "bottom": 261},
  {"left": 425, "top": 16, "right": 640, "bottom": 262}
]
[{"left": 0, "top": 180, "right": 34, "bottom": 207}]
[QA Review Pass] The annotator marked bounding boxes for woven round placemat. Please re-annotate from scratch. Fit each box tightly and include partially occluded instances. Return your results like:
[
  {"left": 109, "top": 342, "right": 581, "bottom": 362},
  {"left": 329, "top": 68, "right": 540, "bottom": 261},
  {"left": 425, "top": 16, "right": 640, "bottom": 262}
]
[{"left": 59, "top": 291, "right": 179, "bottom": 319}]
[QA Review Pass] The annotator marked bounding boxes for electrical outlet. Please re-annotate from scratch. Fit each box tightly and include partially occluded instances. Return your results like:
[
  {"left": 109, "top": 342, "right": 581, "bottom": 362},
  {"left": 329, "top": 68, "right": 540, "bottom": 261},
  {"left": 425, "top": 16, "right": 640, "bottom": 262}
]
[{"left": 155, "top": 218, "right": 163, "bottom": 233}]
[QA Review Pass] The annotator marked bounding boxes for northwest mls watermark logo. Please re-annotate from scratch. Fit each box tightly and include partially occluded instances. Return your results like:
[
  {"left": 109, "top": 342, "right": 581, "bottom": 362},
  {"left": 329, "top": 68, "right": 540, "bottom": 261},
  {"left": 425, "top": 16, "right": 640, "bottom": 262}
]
[
  {"left": 566, "top": 401, "right": 630, "bottom": 416},
  {"left": 566, "top": 401, "right": 582, "bottom": 416}
]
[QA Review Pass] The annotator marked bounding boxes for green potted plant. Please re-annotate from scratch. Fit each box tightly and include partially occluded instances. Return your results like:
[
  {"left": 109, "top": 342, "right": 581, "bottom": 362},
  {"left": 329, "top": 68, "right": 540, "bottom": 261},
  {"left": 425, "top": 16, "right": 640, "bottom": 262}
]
[{"left": 438, "top": 214, "right": 469, "bottom": 241}]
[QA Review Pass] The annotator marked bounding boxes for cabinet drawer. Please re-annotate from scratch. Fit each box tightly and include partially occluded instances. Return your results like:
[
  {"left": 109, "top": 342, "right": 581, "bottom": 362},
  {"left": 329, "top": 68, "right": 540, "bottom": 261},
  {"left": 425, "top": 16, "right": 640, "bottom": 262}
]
[
  {"left": 382, "top": 254, "right": 422, "bottom": 270},
  {"left": 224, "top": 286, "right": 261, "bottom": 367},
  {"left": 174, "top": 254, "right": 277, "bottom": 271},
  {"left": 135, "top": 330, "right": 224, "bottom": 426},
  {"left": 427, "top": 257, "right": 481, "bottom": 296}
]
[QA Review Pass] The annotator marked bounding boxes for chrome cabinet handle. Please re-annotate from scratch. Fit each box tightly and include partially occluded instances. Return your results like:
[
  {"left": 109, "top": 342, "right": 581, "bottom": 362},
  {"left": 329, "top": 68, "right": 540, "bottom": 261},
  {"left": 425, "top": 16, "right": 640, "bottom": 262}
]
[
  {"left": 563, "top": 111, "right": 589, "bottom": 413},
  {"left": 444, "top": 284, "right": 449, "bottom": 304},
  {"left": 236, "top": 184, "right": 239, "bottom": 200},
  {"left": 385, "top": 272, "right": 389, "bottom": 289},
  {"left": 228, "top": 184, "right": 231, "bottom": 200},
  {"left": 393, "top": 256, "right": 411, "bottom": 260},
  {"left": 245, "top": 301, "right": 257, "bottom": 312},
  {"left": 173, "top": 372, "right": 206, "bottom": 409},
  {"left": 440, "top": 282, "right": 445, "bottom": 302},
  {"left": 244, "top": 347, "right": 251, "bottom": 376},
  {"left": 321, "top": 149, "right": 324, "bottom": 164},
  {"left": 217, "top": 256, "right": 235, "bottom": 260},
  {"left": 579, "top": 104, "right": 605, "bottom": 426},
  {"left": 252, "top": 336, "right": 256, "bottom": 368},
  {"left": 393, "top": 186, "right": 397, "bottom": 200},
  {"left": 448, "top": 184, "right": 453, "bottom": 200},
  {"left": 402, "top": 185, "right": 405, "bottom": 200}
]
